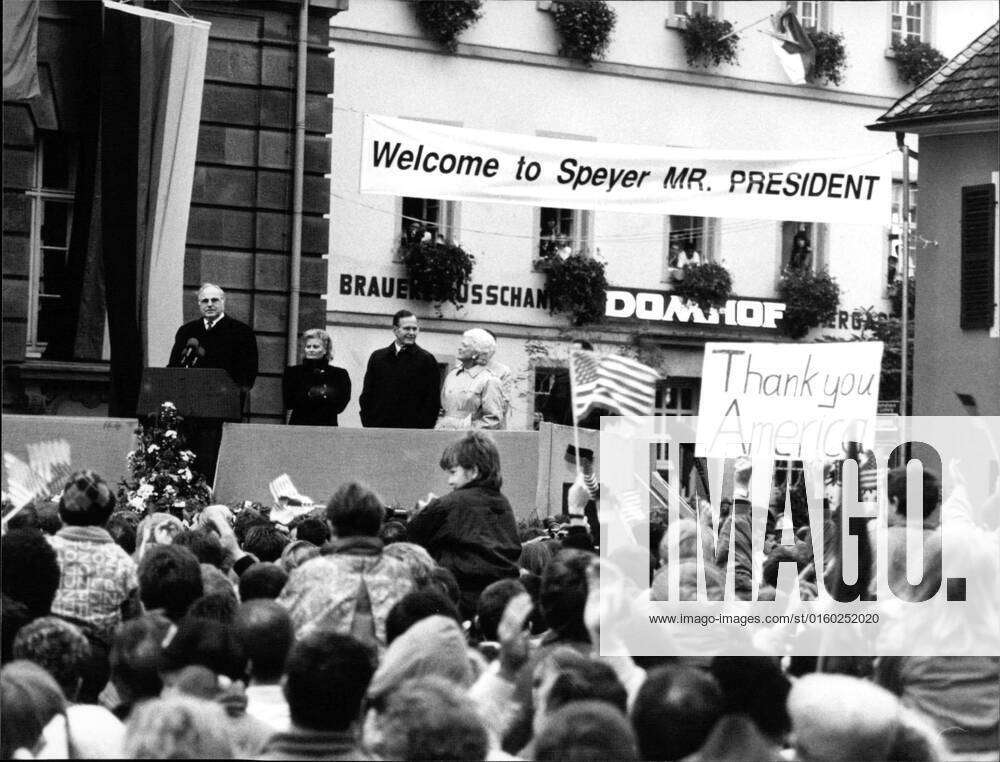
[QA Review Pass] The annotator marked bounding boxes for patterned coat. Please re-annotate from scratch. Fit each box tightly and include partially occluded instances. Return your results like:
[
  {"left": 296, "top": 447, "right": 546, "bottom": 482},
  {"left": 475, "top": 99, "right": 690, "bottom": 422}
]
[
  {"left": 277, "top": 536, "right": 414, "bottom": 649},
  {"left": 48, "top": 526, "right": 138, "bottom": 640}
]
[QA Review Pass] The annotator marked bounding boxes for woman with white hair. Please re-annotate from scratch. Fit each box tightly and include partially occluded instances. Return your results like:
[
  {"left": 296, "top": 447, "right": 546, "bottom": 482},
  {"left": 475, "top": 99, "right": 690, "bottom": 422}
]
[
  {"left": 435, "top": 329, "right": 505, "bottom": 430},
  {"left": 281, "top": 328, "right": 352, "bottom": 426}
]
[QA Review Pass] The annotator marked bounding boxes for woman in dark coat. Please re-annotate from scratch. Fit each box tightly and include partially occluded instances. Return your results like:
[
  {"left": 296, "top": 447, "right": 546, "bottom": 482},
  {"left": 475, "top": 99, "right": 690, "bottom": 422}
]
[
  {"left": 282, "top": 328, "right": 351, "bottom": 426},
  {"left": 407, "top": 430, "right": 522, "bottom": 618}
]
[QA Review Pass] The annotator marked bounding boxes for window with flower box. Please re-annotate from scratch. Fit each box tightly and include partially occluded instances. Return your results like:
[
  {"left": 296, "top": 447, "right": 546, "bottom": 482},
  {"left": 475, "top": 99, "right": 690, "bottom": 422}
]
[
  {"left": 662, "top": 215, "right": 718, "bottom": 283},
  {"left": 395, "top": 117, "right": 461, "bottom": 260}
]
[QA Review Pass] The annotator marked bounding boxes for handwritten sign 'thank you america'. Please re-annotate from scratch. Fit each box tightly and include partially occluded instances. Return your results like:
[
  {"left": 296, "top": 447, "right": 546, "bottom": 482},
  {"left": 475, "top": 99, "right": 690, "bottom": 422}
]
[{"left": 695, "top": 342, "right": 883, "bottom": 460}]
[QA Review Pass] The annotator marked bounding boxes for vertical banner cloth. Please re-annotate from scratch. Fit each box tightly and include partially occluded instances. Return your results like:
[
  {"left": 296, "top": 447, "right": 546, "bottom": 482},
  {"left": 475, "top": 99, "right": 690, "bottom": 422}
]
[
  {"left": 100, "top": 1, "right": 209, "bottom": 415},
  {"left": 570, "top": 350, "right": 660, "bottom": 420},
  {"left": 695, "top": 342, "right": 883, "bottom": 460},
  {"left": 360, "top": 115, "right": 892, "bottom": 225},
  {"left": 3, "top": 0, "right": 40, "bottom": 100}
]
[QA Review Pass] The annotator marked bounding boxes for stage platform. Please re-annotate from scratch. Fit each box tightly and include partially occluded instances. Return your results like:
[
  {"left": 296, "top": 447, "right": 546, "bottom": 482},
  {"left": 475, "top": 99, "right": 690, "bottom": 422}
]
[{"left": 3, "top": 416, "right": 597, "bottom": 520}]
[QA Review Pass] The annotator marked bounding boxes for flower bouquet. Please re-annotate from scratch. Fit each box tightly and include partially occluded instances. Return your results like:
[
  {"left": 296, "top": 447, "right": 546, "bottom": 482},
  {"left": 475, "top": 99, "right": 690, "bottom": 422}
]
[{"left": 118, "top": 402, "right": 212, "bottom": 519}]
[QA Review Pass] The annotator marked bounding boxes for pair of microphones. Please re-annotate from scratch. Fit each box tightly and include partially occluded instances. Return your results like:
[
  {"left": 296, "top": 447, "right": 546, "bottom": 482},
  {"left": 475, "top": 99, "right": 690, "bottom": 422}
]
[{"left": 180, "top": 338, "right": 206, "bottom": 368}]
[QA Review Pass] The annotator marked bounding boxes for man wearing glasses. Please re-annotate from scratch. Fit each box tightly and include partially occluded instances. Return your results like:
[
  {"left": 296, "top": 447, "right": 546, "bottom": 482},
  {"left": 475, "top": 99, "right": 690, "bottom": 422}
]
[{"left": 168, "top": 283, "right": 259, "bottom": 480}]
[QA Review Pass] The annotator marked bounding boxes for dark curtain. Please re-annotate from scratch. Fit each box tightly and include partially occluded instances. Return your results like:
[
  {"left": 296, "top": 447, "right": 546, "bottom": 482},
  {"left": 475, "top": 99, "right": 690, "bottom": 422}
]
[
  {"left": 43, "top": 3, "right": 104, "bottom": 361},
  {"left": 101, "top": 7, "right": 143, "bottom": 417}
]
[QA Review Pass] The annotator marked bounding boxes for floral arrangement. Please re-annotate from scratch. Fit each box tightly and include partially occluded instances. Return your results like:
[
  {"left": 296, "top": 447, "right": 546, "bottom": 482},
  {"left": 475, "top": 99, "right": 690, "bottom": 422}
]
[
  {"left": 399, "top": 235, "right": 475, "bottom": 312},
  {"left": 536, "top": 251, "right": 608, "bottom": 326},
  {"left": 118, "top": 402, "right": 212, "bottom": 517},
  {"left": 808, "top": 29, "right": 847, "bottom": 86},
  {"left": 679, "top": 13, "right": 740, "bottom": 69},
  {"left": 670, "top": 261, "right": 733, "bottom": 313},
  {"left": 777, "top": 268, "right": 841, "bottom": 339},
  {"left": 890, "top": 38, "right": 947, "bottom": 85},
  {"left": 551, "top": 0, "right": 617, "bottom": 66},
  {"left": 412, "top": 0, "right": 482, "bottom": 53}
]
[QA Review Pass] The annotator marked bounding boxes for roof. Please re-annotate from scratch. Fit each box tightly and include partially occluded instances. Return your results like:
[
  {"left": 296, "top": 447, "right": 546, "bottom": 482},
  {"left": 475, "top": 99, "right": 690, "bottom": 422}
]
[{"left": 870, "top": 22, "right": 999, "bottom": 131}]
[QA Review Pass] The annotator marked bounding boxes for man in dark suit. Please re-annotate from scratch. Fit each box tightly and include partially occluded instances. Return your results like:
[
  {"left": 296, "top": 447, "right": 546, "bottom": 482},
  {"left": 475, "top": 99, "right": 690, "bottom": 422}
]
[
  {"left": 168, "top": 283, "right": 259, "bottom": 482},
  {"left": 359, "top": 310, "right": 440, "bottom": 428}
]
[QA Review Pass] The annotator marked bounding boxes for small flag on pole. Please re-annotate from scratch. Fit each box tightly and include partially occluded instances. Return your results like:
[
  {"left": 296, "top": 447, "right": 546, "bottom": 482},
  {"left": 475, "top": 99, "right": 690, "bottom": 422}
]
[
  {"left": 570, "top": 350, "right": 660, "bottom": 421},
  {"left": 767, "top": 7, "right": 815, "bottom": 85}
]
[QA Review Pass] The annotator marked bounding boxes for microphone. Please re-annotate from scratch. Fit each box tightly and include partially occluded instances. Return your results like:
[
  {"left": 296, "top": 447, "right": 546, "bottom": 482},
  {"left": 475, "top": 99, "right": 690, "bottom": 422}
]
[
  {"left": 180, "top": 338, "right": 199, "bottom": 367},
  {"left": 191, "top": 346, "right": 206, "bottom": 367}
]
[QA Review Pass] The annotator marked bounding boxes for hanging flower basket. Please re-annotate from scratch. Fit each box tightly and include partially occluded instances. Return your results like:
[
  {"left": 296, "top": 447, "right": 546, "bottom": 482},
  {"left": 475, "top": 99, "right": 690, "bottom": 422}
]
[
  {"left": 808, "top": 29, "right": 847, "bottom": 86},
  {"left": 551, "top": 0, "right": 617, "bottom": 66},
  {"left": 670, "top": 262, "right": 733, "bottom": 313},
  {"left": 777, "top": 269, "right": 841, "bottom": 339},
  {"left": 411, "top": 0, "right": 482, "bottom": 53},
  {"left": 890, "top": 38, "right": 947, "bottom": 85},
  {"left": 399, "top": 237, "right": 475, "bottom": 311},
  {"left": 537, "top": 252, "right": 608, "bottom": 326},
  {"left": 118, "top": 402, "right": 212, "bottom": 519},
  {"left": 679, "top": 14, "right": 740, "bottom": 68}
]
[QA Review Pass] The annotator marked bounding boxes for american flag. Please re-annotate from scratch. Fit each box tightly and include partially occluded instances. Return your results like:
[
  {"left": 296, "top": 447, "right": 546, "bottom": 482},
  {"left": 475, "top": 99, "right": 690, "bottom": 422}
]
[{"left": 570, "top": 350, "right": 660, "bottom": 421}]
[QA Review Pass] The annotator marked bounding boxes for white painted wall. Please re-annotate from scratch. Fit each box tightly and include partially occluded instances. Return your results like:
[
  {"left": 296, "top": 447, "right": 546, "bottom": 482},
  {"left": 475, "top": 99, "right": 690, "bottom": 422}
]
[{"left": 325, "top": 1, "right": 997, "bottom": 428}]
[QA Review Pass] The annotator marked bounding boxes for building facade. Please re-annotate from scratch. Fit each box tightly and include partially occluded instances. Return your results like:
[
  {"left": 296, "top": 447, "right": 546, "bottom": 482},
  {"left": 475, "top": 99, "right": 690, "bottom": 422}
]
[
  {"left": 871, "top": 21, "right": 999, "bottom": 415},
  {"left": 326, "top": 1, "right": 991, "bottom": 430},
  {"left": 3, "top": 0, "right": 344, "bottom": 422},
  {"left": 4, "top": 1, "right": 996, "bottom": 426}
]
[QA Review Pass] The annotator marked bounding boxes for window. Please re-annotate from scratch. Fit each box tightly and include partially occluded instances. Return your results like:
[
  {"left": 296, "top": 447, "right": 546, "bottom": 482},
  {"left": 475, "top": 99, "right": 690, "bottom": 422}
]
[
  {"left": 663, "top": 215, "right": 716, "bottom": 282},
  {"left": 395, "top": 117, "right": 461, "bottom": 259},
  {"left": 779, "top": 220, "right": 826, "bottom": 274},
  {"left": 399, "top": 196, "right": 458, "bottom": 249},
  {"left": 891, "top": 1, "right": 926, "bottom": 44},
  {"left": 789, "top": 1, "right": 823, "bottom": 30},
  {"left": 26, "top": 133, "right": 77, "bottom": 356},
  {"left": 960, "top": 183, "right": 996, "bottom": 330},
  {"left": 673, "top": 1, "right": 711, "bottom": 17},
  {"left": 888, "top": 180, "right": 918, "bottom": 289},
  {"left": 651, "top": 378, "right": 705, "bottom": 500},
  {"left": 533, "top": 365, "right": 564, "bottom": 428},
  {"left": 537, "top": 206, "right": 592, "bottom": 261}
]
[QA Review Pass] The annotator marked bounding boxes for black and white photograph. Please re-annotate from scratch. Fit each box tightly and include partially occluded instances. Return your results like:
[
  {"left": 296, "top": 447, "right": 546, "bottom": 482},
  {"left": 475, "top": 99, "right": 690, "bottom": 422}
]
[{"left": 2, "top": 1, "right": 998, "bottom": 759}]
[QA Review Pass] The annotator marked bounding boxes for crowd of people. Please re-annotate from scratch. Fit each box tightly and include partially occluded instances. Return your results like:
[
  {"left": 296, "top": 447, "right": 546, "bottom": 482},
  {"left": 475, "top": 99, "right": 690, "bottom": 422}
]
[{"left": 1, "top": 426, "right": 998, "bottom": 760}]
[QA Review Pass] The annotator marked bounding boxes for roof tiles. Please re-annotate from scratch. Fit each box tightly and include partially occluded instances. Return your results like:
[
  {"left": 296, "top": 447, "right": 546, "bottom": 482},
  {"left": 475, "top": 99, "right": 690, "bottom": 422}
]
[{"left": 877, "top": 22, "right": 999, "bottom": 125}]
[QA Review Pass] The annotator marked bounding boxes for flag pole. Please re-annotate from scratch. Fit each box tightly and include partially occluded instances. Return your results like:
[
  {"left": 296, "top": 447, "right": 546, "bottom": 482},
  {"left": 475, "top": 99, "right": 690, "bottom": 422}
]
[
  {"left": 717, "top": 12, "right": 773, "bottom": 42},
  {"left": 569, "top": 350, "right": 583, "bottom": 476}
]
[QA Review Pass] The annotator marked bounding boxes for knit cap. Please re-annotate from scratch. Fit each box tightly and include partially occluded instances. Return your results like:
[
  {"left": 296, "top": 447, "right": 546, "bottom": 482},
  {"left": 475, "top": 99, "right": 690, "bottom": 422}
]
[{"left": 60, "top": 470, "right": 115, "bottom": 515}]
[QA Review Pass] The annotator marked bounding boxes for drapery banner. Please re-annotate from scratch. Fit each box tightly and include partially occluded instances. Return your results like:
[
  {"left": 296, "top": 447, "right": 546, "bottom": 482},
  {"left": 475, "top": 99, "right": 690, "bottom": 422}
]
[
  {"left": 2, "top": 0, "right": 40, "bottom": 100},
  {"left": 360, "top": 115, "right": 892, "bottom": 225},
  {"left": 101, "top": 1, "right": 209, "bottom": 414}
]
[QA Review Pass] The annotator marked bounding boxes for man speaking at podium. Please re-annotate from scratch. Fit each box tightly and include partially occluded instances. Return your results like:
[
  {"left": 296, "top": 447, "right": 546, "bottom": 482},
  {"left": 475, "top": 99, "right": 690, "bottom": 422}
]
[{"left": 168, "top": 283, "right": 259, "bottom": 482}]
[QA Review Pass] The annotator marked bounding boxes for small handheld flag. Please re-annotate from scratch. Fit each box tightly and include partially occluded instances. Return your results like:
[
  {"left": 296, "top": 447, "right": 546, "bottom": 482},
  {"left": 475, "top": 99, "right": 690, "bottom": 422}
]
[{"left": 570, "top": 350, "right": 660, "bottom": 421}]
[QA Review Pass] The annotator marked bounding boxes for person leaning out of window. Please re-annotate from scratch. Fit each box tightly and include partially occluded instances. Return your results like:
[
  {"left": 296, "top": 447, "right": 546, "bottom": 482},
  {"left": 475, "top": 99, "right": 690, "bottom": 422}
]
[{"left": 668, "top": 239, "right": 701, "bottom": 283}]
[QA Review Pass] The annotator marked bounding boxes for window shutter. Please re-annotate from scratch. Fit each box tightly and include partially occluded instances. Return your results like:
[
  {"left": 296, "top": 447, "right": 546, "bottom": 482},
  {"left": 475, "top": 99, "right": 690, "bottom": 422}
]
[{"left": 960, "top": 184, "right": 996, "bottom": 329}]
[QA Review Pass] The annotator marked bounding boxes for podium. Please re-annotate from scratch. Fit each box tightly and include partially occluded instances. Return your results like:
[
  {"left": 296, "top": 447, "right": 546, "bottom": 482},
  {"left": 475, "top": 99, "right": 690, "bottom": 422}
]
[{"left": 137, "top": 368, "right": 242, "bottom": 421}]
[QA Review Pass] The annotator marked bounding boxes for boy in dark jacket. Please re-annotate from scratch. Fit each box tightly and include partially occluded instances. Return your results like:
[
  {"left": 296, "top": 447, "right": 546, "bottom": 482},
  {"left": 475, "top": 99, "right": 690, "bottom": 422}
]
[{"left": 408, "top": 431, "right": 522, "bottom": 618}]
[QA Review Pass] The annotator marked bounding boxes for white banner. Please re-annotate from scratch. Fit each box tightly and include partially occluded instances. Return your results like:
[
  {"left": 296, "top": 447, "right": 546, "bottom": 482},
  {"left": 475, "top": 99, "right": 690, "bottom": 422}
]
[
  {"left": 695, "top": 341, "right": 883, "bottom": 460},
  {"left": 360, "top": 115, "right": 892, "bottom": 225}
]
